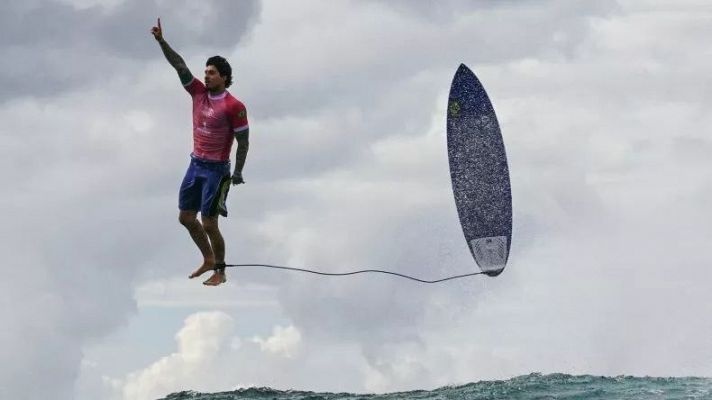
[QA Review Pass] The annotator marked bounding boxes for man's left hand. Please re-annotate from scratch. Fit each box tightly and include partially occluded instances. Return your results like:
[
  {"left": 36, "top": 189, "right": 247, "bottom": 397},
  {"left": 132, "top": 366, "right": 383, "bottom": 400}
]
[{"left": 232, "top": 171, "right": 245, "bottom": 185}]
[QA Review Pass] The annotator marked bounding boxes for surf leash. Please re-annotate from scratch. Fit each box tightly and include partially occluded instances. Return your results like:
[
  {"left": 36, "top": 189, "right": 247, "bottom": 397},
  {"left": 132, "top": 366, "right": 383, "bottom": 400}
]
[{"left": 222, "top": 263, "right": 485, "bottom": 283}]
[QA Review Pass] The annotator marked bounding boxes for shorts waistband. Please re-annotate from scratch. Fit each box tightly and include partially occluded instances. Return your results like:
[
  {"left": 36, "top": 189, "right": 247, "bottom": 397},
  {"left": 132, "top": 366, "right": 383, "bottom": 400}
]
[{"left": 190, "top": 153, "right": 230, "bottom": 166}]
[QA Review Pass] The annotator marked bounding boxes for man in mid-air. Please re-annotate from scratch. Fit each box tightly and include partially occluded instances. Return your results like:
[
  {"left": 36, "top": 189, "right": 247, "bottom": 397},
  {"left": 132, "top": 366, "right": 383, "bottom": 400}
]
[{"left": 151, "top": 18, "right": 249, "bottom": 286}]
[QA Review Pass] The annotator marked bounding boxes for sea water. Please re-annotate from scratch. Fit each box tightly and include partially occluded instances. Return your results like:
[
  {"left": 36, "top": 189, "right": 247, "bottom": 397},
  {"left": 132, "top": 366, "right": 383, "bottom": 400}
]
[{"left": 160, "top": 373, "right": 712, "bottom": 400}]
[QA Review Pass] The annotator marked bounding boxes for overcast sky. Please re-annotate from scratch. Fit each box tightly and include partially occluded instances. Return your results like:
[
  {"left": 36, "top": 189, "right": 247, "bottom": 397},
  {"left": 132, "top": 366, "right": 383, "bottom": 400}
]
[{"left": 1, "top": 1, "right": 711, "bottom": 399}]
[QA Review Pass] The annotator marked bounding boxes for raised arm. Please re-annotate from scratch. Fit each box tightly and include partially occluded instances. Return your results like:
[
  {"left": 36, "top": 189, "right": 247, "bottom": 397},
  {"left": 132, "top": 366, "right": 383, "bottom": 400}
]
[{"left": 150, "top": 18, "right": 193, "bottom": 85}]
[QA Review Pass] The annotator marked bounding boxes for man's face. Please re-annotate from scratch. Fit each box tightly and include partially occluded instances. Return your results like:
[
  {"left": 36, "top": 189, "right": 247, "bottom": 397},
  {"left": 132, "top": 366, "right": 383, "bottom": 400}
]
[{"left": 204, "top": 65, "right": 225, "bottom": 91}]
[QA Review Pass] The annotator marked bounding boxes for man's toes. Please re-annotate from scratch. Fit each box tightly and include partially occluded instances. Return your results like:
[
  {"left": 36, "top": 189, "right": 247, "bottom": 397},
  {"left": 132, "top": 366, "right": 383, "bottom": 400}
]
[
  {"left": 203, "top": 273, "right": 223, "bottom": 286},
  {"left": 189, "top": 264, "right": 214, "bottom": 279}
]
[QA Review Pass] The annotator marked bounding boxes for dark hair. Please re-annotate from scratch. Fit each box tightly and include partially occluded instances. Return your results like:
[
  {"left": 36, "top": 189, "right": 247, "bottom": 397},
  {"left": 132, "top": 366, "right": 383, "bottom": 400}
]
[{"left": 206, "top": 55, "right": 233, "bottom": 88}]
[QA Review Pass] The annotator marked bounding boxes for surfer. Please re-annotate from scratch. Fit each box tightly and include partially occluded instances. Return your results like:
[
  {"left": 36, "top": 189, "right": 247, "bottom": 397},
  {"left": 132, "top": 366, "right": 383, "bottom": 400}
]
[{"left": 151, "top": 18, "right": 250, "bottom": 286}]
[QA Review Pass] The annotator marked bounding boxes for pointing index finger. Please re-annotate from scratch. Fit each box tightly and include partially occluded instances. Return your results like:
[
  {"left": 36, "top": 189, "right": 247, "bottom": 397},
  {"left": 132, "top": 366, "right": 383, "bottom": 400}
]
[{"left": 157, "top": 17, "right": 161, "bottom": 30}]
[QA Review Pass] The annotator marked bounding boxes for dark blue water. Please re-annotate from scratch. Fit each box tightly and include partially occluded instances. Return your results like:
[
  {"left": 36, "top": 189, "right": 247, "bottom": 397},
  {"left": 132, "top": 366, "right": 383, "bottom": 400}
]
[{"left": 160, "top": 373, "right": 712, "bottom": 400}]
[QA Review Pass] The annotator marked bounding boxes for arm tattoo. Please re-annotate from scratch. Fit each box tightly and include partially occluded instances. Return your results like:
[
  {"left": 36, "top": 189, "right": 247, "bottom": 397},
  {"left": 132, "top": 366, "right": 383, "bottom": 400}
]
[
  {"left": 158, "top": 39, "right": 192, "bottom": 85},
  {"left": 235, "top": 129, "right": 250, "bottom": 173}
]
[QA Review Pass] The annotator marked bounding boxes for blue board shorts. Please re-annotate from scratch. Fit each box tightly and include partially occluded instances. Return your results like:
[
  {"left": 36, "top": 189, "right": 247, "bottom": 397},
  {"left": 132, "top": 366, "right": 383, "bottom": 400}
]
[{"left": 179, "top": 155, "right": 231, "bottom": 217}]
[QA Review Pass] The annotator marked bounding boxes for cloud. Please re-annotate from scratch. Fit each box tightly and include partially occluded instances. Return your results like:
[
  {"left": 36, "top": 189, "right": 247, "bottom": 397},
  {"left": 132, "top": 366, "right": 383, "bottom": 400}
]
[
  {"left": 0, "top": 0, "right": 260, "bottom": 101},
  {"left": 114, "top": 312, "right": 304, "bottom": 399},
  {"left": 252, "top": 325, "right": 302, "bottom": 358},
  {"left": 118, "top": 311, "right": 235, "bottom": 400}
]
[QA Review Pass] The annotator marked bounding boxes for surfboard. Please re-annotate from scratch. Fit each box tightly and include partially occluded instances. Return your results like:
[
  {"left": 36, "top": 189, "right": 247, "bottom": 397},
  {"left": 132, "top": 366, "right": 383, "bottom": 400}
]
[{"left": 447, "top": 64, "right": 512, "bottom": 277}]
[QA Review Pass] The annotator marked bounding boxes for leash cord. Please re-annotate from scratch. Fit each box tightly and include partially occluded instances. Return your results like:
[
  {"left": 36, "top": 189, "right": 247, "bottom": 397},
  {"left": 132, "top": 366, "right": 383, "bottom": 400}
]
[{"left": 222, "top": 263, "right": 484, "bottom": 283}]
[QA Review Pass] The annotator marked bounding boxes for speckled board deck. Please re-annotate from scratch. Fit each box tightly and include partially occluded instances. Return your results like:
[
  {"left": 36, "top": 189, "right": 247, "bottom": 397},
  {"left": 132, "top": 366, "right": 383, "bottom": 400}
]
[{"left": 447, "top": 64, "right": 512, "bottom": 276}]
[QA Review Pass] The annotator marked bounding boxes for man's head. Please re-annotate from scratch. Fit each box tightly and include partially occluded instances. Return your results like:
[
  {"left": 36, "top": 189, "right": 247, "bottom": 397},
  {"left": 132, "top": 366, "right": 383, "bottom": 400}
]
[{"left": 204, "top": 55, "right": 233, "bottom": 92}]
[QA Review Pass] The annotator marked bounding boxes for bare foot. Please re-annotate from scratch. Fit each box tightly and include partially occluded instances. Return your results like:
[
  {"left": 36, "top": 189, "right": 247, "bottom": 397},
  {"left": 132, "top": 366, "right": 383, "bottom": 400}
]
[
  {"left": 189, "top": 259, "right": 215, "bottom": 279},
  {"left": 203, "top": 270, "right": 227, "bottom": 286}
]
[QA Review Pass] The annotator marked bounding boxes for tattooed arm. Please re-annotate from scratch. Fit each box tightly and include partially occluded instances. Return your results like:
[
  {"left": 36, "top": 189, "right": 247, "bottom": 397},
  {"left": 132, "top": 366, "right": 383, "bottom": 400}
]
[
  {"left": 150, "top": 18, "right": 193, "bottom": 85},
  {"left": 232, "top": 129, "right": 249, "bottom": 185}
]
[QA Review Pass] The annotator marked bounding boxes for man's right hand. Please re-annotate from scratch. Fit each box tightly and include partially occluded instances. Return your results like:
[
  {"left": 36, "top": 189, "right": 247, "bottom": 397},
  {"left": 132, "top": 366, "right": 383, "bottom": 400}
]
[{"left": 150, "top": 17, "right": 163, "bottom": 42}]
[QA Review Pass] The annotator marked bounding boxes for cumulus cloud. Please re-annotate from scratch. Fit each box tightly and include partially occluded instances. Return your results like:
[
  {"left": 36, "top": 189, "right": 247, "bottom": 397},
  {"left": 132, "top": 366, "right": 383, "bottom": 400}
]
[
  {"left": 252, "top": 325, "right": 302, "bottom": 358},
  {"left": 113, "top": 313, "right": 305, "bottom": 399},
  {"left": 118, "top": 312, "right": 235, "bottom": 400}
]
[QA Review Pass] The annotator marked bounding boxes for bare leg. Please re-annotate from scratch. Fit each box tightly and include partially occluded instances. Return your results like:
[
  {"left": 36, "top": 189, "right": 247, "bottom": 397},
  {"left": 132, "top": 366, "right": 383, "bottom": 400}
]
[
  {"left": 179, "top": 210, "right": 216, "bottom": 278},
  {"left": 202, "top": 215, "right": 227, "bottom": 286},
  {"left": 202, "top": 215, "right": 225, "bottom": 263}
]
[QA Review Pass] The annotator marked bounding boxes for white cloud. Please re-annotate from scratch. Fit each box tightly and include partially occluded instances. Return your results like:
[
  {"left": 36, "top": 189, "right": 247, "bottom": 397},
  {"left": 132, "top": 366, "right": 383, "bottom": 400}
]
[
  {"left": 118, "top": 311, "right": 235, "bottom": 400},
  {"left": 110, "top": 313, "right": 311, "bottom": 399},
  {"left": 252, "top": 325, "right": 302, "bottom": 358}
]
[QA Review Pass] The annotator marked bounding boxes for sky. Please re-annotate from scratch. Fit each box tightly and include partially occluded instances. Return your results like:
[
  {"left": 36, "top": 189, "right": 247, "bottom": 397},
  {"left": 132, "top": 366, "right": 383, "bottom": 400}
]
[{"left": 1, "top": 0, "right": 711, "bottom": 399}]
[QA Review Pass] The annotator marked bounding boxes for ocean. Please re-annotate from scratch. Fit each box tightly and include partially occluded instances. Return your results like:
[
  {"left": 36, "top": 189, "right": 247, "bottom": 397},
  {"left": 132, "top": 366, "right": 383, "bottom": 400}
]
[{"left": 159, "top": 373, "right": 712, "bottom": 400}]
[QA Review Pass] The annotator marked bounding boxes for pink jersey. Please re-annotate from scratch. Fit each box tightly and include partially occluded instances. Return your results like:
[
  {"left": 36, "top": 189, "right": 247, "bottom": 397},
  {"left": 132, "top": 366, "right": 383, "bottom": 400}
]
[{"left": 184, "top": 78, "right": 249, "bottom": 161}]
